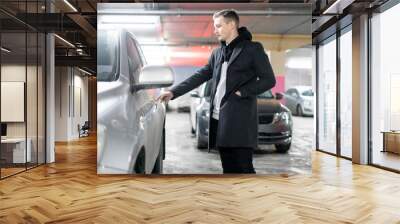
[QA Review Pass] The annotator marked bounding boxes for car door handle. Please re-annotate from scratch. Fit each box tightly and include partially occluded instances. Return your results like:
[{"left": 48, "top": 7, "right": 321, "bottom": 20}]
[{"left": 151, "top": 100, "right": 158, "bottom": 110}]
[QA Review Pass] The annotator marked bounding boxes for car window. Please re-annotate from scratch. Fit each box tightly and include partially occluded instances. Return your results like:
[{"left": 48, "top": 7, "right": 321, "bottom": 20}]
[
  {"left": 126, "top": 34, "right": 143, "bottom": 84},
  {"left": 257, "top": 90, "right": 274, "bottom": 99},
  {"left": 302, "top": 89, "right": 314, "bottom": 96},
  {"left": 97, "top": 30, "right": 119, "bottom": 82},
  {"left": 288, "top": 89, "right": 297, "bottom": 97}
]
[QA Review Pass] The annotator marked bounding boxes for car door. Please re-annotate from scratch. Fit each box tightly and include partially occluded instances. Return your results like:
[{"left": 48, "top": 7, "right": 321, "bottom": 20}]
[
  {"left": 98, "top": 31, "right": 142, "bottom": 174},
  {"left": 191, "top": 83, "right": 205, "bottom": 131},
  {"left": 285, "top": 89, "right": 295, "bottom": 111},
  {"left": 126, "top": 34, "right": 162, "bottom": 173},
  {"left": 293, "top": 90, "right": 301, "bottom": 107}
]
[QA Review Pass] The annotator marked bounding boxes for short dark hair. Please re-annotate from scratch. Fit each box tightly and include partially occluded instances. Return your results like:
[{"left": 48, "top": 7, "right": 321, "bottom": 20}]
[{"left": 213, "top": 9, "right": 239, "bottom": 28}]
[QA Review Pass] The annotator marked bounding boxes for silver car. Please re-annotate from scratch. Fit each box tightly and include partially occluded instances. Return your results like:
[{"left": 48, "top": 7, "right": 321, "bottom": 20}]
[
  {"left": 97, "top": 29, "right": 174, "bottom": 174},
  {"left": 283, "top": 86, "right": 314, "bottom": 116}
]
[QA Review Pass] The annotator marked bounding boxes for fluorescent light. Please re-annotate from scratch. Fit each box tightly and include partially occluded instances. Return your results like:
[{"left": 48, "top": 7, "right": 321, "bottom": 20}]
[
  {"left": 78, "top": 67, "right": 92, "bottom": 76},
  {"left": 1, "top": 47, "right": 11, "bottom": 53},
  {"left": 99, "top": 15, "right": 160, "bottom": 24},
  {"left": 98, "top": 15, "right": 160, "bottom": 30},
  {"left": 99, "top": 23, "right": 158, "bottom": 31},
  {"left": 54, "top": 34, "right": 75, "bottom": 48},
  {"left": 63, "top": 0, "right": 78, "bottom": 12},
  {"left": 322, "top": 0, "right": 354, "bottom": 15},
  {"left": 286, "top": 57, "right": 312, "bottom": 69},
  {"left": 323, "top": 0, "right": 341, "bottom": 14}
]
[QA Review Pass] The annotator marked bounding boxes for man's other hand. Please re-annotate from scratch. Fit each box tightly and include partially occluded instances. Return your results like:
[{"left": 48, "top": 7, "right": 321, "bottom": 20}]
[
  {"left": 235, "top": 91, "right": 241, "bottom": 97},
  {"left": 157, "top": 91, "right": 174, "bottom": 103}
]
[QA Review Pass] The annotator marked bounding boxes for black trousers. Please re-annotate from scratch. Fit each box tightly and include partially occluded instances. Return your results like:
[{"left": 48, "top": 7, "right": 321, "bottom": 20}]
[
  {"left": 210, "top": 118, "right": 256, "bottom": 174},
  {"left": 218, "top": 147, "right": 256, "bottom": 174}
]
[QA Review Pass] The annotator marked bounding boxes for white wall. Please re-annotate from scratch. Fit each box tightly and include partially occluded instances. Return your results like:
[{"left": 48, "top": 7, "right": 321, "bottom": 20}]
[
  {"left": 55, "top": 67, "right": 89, "bottom": 141},
  {"left": 1, "top": 64, "right": 46, "bottom": 164}
]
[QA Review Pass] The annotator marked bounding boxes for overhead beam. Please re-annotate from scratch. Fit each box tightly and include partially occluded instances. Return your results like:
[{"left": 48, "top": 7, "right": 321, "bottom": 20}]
[
  {"left": 55, "top": 55, "right": 96, "bottom": 72},
  {"left": 67, "top": 13, "right": 97, "bottom": 45}
]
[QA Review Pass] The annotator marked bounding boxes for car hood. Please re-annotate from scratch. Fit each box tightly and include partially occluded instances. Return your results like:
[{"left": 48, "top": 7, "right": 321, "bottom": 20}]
[{"left": 257, "top": 99, "right": 288, "bottom": 113}]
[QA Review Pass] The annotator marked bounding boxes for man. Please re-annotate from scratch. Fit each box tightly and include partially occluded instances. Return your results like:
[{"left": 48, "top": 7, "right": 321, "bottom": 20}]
[{"left": 158, "top": 9, "right": 276, "bottom": 174}]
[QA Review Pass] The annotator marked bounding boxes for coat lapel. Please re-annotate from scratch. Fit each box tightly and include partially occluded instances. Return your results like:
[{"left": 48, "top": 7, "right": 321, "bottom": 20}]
[{"left": 227, "top": 41, "right": 244, "bottom": 67}]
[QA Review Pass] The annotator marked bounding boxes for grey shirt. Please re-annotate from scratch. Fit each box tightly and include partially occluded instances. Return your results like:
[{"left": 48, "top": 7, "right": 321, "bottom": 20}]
[{"left": 212, "top": 61, "right": 228, "bottom": 120}]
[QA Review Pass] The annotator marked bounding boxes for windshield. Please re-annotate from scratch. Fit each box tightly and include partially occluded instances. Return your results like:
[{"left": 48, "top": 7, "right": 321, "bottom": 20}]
[
  {"left": 257, "top": 90, "right": 274, "bottom": 99},
  {"left": 97, "top": 30, "right": 119, "bottom": 82},
  {"left": 302, "top": 89, "right": 314, "bottom": 96}
]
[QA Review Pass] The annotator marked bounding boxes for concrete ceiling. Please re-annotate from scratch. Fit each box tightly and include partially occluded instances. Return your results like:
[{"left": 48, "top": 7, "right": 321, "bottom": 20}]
[
  {"left": 0, "top": 1, "right": 312, "bottom": 71},
  {"left": 98, "top": 3, "right": 311, "bottom": 66}
]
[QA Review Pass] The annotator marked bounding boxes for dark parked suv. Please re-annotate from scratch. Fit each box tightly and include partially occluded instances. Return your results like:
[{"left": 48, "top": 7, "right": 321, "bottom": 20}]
[{"left": 190, "top": 82, "right": 293, "bottom": 153}]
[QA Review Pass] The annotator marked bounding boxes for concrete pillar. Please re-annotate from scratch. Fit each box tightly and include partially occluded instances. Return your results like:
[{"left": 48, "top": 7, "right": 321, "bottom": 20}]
[
  {"left": 352, "top": 14, "right": 369, "bottom": 164},
  {"left": 270, "top": 50, "right": 286, "bottom": 77},
  {"left": 46, "top": 0, "right": 55, "bottom": 163},
  {"left": 269, "top": 50, "right": 286, "bottom": 94},
  {"left": 46, "top": 34, "right": 55, "bottom": 163}
]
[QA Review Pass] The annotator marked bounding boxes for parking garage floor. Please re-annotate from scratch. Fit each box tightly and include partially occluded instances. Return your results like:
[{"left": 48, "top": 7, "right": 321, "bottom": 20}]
[{"left": 164, "top": 111, "right": 313, "bottom": 174}]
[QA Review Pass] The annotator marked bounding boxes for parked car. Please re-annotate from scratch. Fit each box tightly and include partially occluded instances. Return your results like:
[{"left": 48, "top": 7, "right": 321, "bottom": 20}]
[
  {"left": 176, "top": 93, "right": 192, "bottom": 112},
  {"left": 189, "top": 83, "right": 206, "bottom": 134},
  {"left": 97, "top": 29, "right": 174, "bottom": 174},
  {"left": 189, "top": 82, "right": 211, "bottom": 146},
  {"left": 190, "top": 82, "right": 293, "bottom": 153},
  {"left": 283, "top": 86, "right": 314, "bottom": 116}
]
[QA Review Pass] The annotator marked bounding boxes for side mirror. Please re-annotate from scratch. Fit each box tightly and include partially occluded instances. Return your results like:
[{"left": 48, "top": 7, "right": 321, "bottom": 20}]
[
  {"left": 275, "top": 92, "right": 283, "bottom": 100},
  {"left": 132, "top": 65, "right": 175, "bottom": 92},
  {"left": 190, "top": 91, "right": 200, "bottom": 98}
]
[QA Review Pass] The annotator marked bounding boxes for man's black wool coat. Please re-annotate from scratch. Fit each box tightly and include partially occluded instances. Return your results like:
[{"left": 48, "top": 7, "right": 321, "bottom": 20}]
[{"left": 170, "top": 27, "right": 276, "bottom": 149}]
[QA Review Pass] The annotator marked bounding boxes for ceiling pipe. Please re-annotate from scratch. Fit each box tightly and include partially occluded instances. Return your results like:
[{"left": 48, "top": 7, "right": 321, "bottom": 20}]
[{"left": 98, "top": 9, "right": 310, "bottom": 16}]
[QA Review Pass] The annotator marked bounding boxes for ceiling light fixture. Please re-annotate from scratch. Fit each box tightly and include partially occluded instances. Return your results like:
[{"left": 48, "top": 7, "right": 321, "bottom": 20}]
[
  {"left": 322, "top": 0, "right": 352, "bottom": 15},
  {"left": 78, "top": 67, "right": 92, "bottom": 76},
  {"left": 1, "top": 47, "right": 11, "bottom": 53},
  {"left": 54, "top": 34, "right": 75, "bottom": 48},
  {"left": 63, "top": 0, "right": 78, "bottom": 12}
]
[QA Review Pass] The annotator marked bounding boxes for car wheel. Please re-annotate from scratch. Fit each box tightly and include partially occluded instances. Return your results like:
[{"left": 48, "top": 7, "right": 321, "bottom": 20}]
[
  {"left": 134, "top": 149, "right": 146, "bottom": 174},
  {"left": 296, "top": 105, "right": 303, "bottom": 117},
  {"left": 196, "top": 121, "right": 207, "bottom": 149},
  {"left": 152, "top": 132, "right": 164, "bottom": 174},
  {"left": 275, "top": 143, "right": 291, "bottom": 153}
]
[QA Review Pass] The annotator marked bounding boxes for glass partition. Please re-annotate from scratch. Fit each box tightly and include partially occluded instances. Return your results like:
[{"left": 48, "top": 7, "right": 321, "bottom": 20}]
[
  {"left": 339, "top": 27, "right": 352, "bottom": 158},
  {"left": 371, "top": 3, "right": 400, "bottom": 171},
  {"left": 0, "top": 1, "right": 46, "bottom": 179},
  {"left": 317, "top": 35, "right": 337, "bottom": 155},
  {"left": 1, "top": 30, "right": 28, "bottom": 177},
  {"left": 27, "top": 30, "right": 38, "bottom": 169}
]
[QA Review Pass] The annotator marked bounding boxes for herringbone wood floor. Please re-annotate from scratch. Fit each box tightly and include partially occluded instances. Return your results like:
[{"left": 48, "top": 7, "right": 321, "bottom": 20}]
[{"left": 1, "top": 134, "right": 400, "bottom": 223}]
